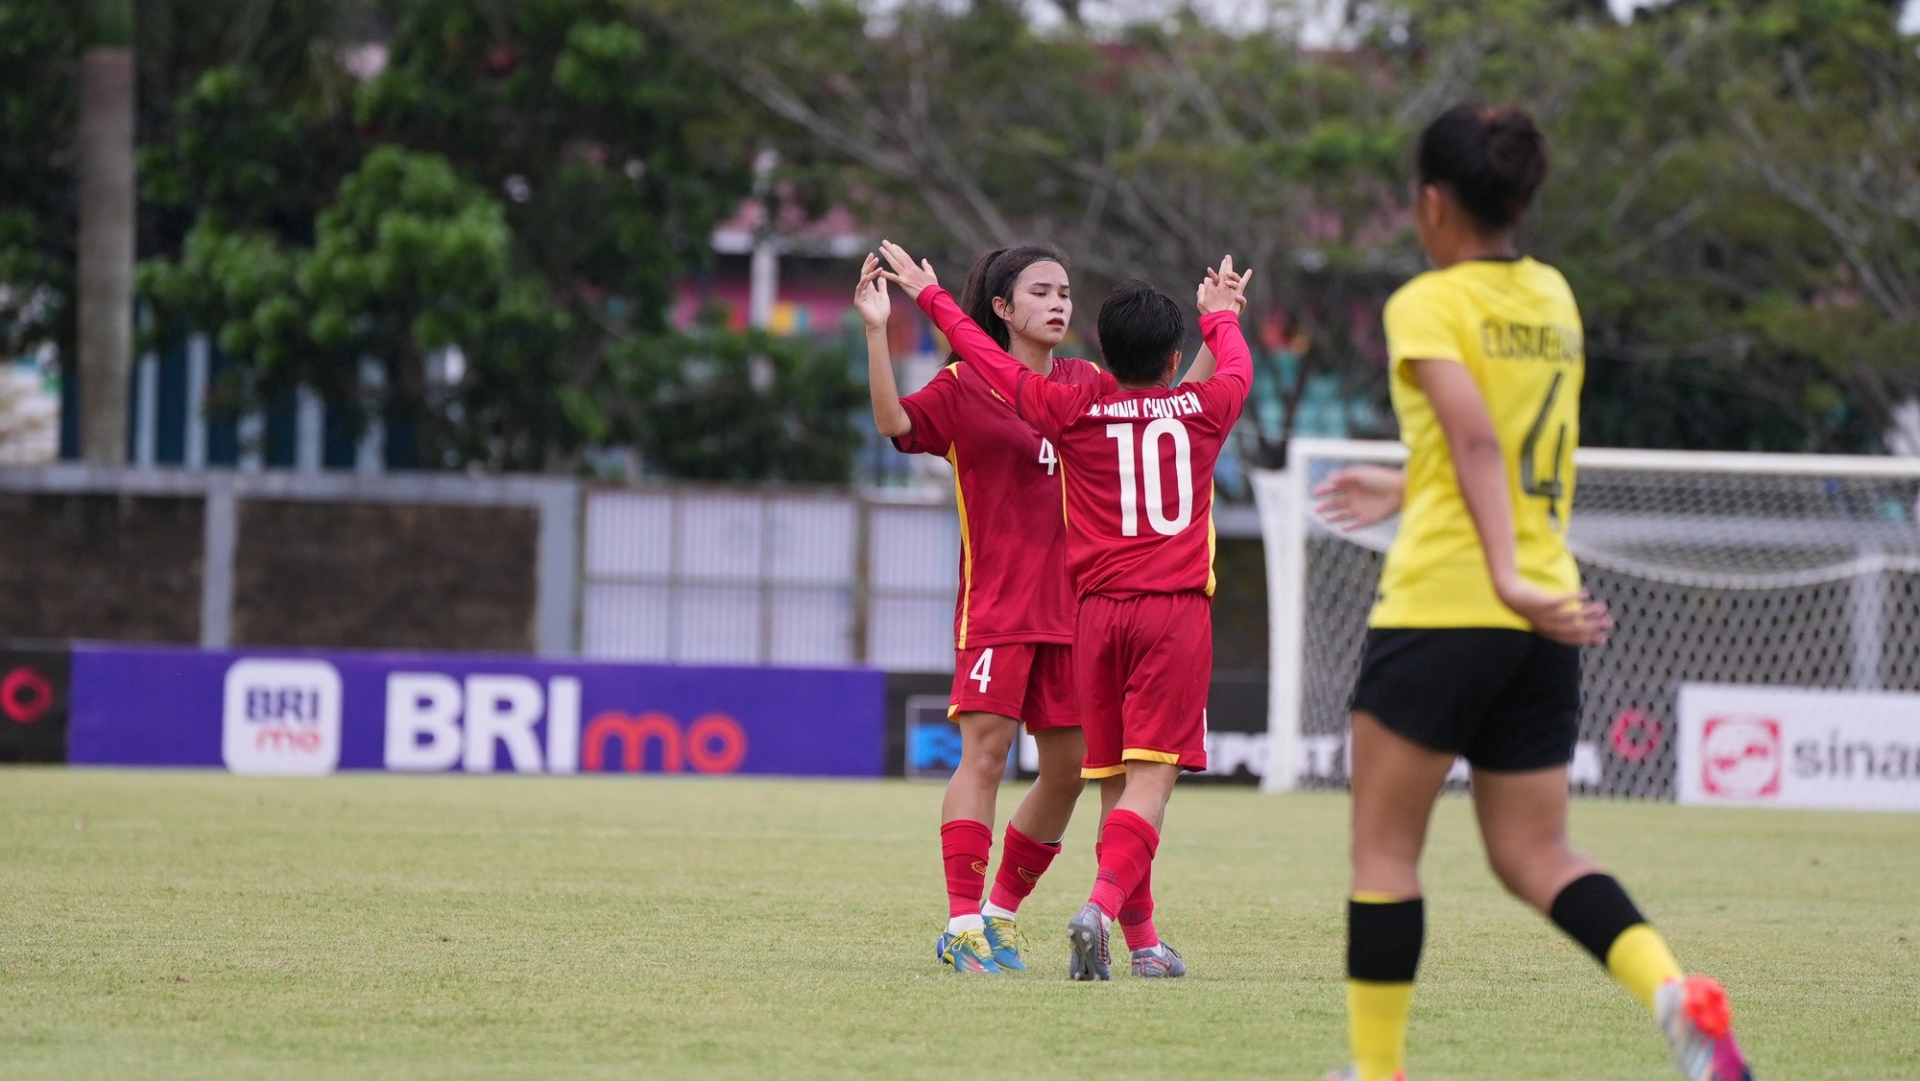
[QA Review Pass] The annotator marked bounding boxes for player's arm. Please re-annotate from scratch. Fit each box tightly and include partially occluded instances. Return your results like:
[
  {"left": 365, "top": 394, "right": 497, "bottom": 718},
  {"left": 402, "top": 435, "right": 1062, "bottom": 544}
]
[
  {"left": 1194, "top": 256, "right": 1253, "bottom": 401},
  {"left": 855, "top": 254, "right": 911, "bottom": 439},
  {"left": 1413, "top": 359, "right": 1610, "bottom": 647},
  {"left": 1180, "top": 345, "right": 1217, "bottom": 385},
  {"left": 877, "top": 240, "right": 1060, "bottom": 422},
  {"left": 1181, "top": 260, "right": 1248, "bottom": 385},
  {"left": 1313, "top": 467, "right": 1405, "bottom": 530}
]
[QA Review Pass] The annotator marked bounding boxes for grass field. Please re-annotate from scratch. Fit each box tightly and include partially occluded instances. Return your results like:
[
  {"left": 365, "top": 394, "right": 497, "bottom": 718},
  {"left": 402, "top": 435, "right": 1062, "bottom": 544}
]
[{"left": 1, "top": 770, "right": 1916, "bottom": 1079}]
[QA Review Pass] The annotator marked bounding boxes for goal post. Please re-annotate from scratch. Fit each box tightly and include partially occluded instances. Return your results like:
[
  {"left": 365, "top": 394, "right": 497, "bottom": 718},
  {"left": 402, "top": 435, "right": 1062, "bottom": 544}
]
[{"left": 1253, "top": 439, "right": 1920, "bottom": 796}]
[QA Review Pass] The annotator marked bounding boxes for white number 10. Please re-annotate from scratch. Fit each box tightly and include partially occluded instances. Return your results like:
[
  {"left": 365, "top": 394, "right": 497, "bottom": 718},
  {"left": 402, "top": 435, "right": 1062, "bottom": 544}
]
[{"left": 1105, "top": 419, "right": 1194, "bottom": 537}]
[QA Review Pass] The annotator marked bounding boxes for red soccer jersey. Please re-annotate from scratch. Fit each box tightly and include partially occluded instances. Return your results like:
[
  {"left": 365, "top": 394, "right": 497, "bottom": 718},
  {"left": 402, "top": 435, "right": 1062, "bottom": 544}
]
[
  {"left": 915, "top": 285, "right": 1252, "bottom": 599},
  {"left": 893, "top": 354, "right": 1109, "bottom": 648}
]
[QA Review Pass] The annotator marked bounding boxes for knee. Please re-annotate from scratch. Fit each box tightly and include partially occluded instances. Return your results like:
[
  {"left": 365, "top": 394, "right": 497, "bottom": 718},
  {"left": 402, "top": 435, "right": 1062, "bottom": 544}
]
[
  {"left": 1484, "top": 849, "right": 1530, "bottom": 898},
  {"left": 1035, "top": 759, "right": 1086, "bottom": 794},
  {"left": 1484, "top": 836, "right": 1571, "bottom": 900},
  {"left": 960, "top": 733, "right": 1015, "bottom": 777}
]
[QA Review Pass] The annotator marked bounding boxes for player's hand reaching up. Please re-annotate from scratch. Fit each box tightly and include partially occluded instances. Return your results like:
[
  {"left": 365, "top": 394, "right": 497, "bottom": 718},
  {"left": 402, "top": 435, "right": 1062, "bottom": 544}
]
[
  {"left": 1196, "top": 255, "right": 1252, "bottom": 315},
  {"left": 877, "top": 240, "right": 939, "bottom": 299},
  {"left": 854, "top": 254, "right": 892, "bottom": 330},
  {"left": 1495, "top": 578, "right": 1613, "bottom": 648},
  {"left": 1313, "top": 466, "right": 1405, "bottom": 530}
]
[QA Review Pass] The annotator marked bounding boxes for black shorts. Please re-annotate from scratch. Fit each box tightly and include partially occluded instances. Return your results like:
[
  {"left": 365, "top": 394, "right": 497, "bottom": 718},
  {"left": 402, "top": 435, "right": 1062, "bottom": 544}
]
[{"left": 1350, "top": 628, "right": 1580, "bottom": 772}]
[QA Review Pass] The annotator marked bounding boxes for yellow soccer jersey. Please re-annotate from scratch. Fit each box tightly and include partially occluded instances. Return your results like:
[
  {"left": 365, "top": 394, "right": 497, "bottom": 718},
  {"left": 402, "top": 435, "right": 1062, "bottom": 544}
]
[{"left": 1370, "top": 256, "right": 1583, "bottom": 630}]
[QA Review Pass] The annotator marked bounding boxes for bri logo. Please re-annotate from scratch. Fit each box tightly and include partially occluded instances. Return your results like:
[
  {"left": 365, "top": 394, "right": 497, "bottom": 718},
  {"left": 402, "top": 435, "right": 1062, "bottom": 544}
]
[
  {"left": 581, "top": 711, "right": 747, "bottom": 774},
  {"left": 1700, "top": 716, "right": 1781, "bottom": 800},
  {"left": 222, "top": 659, "right": 343, "bottom": 775},
  {"left": 385, "top": 672, "right": 582, "bottom": 773},
  {"left": 382, "top": 672, "right": 750, "bottom": 776}
]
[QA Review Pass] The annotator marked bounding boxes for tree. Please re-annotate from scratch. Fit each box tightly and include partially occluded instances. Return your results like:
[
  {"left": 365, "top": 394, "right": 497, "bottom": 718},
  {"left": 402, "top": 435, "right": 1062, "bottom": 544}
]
[
  {"left": 593, "top": 319, "right": 861, "bottom": 481},
  {"left": 76, "top": 0, "right": 137, "bottom": 463},
  {"left": 0, "top": 2, "right": 79, "bottom": 371},
  {"left": 676, "top": 0, "right": 1913, "bottom": 454},
  {"left": 139, "top": 0, "right": 807, "bottom": 475}
]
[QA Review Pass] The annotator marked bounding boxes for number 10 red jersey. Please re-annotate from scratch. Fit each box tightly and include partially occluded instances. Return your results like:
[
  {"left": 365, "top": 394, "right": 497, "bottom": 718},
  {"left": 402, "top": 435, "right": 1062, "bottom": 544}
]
[{"left": 915, "top": 286, "right": 1253, "bottom": 599}]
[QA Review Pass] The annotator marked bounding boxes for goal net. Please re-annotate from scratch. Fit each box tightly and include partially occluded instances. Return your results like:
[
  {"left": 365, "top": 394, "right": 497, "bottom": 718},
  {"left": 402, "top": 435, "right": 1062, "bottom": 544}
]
[{"left": 1253, "top": 439, "right": 1920, "bottom": 797}]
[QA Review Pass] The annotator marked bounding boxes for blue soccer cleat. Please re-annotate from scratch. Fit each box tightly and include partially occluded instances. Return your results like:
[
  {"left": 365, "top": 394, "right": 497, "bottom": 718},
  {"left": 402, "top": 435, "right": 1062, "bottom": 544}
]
[
  {"left": 935, "top": 928, "right": 1002, "bottom": 974},
  {"left": 982, "top": 915, "right": 1029, "bottom": 972}
]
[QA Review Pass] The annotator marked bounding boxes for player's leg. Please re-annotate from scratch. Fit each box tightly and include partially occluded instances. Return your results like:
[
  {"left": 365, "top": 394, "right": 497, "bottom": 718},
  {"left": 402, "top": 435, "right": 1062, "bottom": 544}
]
[
  {"left": 1067, "top": 597, "right": 1128, "bottom": 980},
  {"left": 1337, "top": 711, "right": 1454, "bottom": 1081},
  {"left": 1073, "top": 592, "right": 1208, "bottom": 982},
  {"left": 936, "top": 644, "right": 1042, "bottom": 972},
  {"left": 1473, "top": 767, "right": 1750, "bottom": 1081},
  {"left": 981, "top": 724, "right": 1085, "bottom": 970},
  {"left": 1108, "top": 761, "right": 1186, "bottom": 976},
  {"left": 1470, "top": 634, "right": 1751, "bottom": 1080},
  {"left": 935, "top": 709, "right": 1017, "bottom": 973},
  {"left": 980, "top": 644, "right": 1085, "bottom": 969},
  {"left": 1070, "top": 760, "right": 1177, "bottom": 981}
]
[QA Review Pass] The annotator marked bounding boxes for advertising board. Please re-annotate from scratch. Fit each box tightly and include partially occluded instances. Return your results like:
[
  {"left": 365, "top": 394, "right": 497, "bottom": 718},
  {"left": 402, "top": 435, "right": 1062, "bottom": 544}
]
[
  {"left": 0, "top": 644, "right": 69, "bottom": 763},
  {"left": 1677, "top": 684, "right": 1920, "bottom": 812},
  {"left": 68, "top": 645, "right": 884, "bottom": 778}
]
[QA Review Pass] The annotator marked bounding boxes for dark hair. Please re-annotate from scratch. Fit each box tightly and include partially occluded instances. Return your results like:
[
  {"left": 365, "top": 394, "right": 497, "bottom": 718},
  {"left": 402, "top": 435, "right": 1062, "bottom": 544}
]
[
  {"left": 1096, "top": 281, "right": 1185, "bottom": 384},
  {"left": 948, "top": 244, "right": 1069, "bottom": 363},
  {"left": 1416, "top": 102, "right": 1550, "bottom": 233}
]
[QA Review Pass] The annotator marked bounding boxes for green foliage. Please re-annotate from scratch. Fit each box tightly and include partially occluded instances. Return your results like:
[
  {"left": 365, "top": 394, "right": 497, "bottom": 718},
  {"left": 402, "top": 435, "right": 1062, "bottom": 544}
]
[
  {"left": 0, "top": 2, "right": 79, "bottom": 359},
  {"left": 594, "top": 321, "right": 861, "bottom": 482},
  {"left": 126, "top": 0, "right": 794, "bottom": 475},
  {"left": 682, "top": 0, "right": 1918, "bottom": 453},
  {"left": 12, "top": 0, "right": 1920, "bottom": 470}
]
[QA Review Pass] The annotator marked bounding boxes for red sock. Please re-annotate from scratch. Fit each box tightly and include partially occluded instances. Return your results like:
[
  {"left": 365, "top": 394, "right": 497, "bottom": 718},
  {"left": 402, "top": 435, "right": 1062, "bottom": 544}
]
[
  {"left": 1118, "top": 861, "right": 1159, "bottom": 951},
  {"left": 1087, "top": 810, "right": 1159, "bottom": 919},
  {"left": 940, "top": 819, "right": 992, "bottom": 918},
  {"left": 987, "top": 823, "right": 1060, "bottom": 914}
]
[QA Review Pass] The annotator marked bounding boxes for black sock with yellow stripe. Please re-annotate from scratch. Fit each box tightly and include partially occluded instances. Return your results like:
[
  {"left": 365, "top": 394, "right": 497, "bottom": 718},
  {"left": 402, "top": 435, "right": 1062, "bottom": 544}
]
[
  {"left": 1347, "top": 895, "right": 1422, "bottom": 1081},
  {"left": 1549, "top": 873, "right": 1682, "bottom": 1014}
]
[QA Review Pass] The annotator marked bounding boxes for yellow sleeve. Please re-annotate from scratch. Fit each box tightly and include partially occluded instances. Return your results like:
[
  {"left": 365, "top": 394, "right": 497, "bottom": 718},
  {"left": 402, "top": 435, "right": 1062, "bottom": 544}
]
[{"left": 1382, "top": 277, "right": 1465, "bottom": 372}]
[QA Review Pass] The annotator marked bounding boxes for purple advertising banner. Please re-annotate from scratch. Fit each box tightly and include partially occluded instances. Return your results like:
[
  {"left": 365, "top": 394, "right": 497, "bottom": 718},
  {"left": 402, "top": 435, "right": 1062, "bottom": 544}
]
[{"left": 69, "top": 644, "right": 884, "bottom": 778}]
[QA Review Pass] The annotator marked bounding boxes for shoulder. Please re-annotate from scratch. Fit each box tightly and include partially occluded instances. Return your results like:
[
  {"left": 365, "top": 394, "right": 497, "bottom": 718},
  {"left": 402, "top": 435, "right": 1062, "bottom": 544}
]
[
  {"left": 922, "top": 362, "right": 967, "bottom": 394},
  {"left": 1519, "top": 256, "right": 1572, "bottom": 288},
  {"left": 1519, "top": 258, "right": 1579, "bottom": 305},
  {"left": 1385, "top": 269, "right": 1456, "bottom": 315},
  {"left": 1048, "top": 356, "right": 1100, "bottom": 384},
  {"left": 904, "top": 363, "right": 966, "bottom": 414}
]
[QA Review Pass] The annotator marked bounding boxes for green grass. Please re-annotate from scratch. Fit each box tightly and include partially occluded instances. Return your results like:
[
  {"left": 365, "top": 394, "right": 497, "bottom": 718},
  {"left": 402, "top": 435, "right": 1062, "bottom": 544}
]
[{"left": 1, "top": 770, "right": 1916, "bottom": 1079}]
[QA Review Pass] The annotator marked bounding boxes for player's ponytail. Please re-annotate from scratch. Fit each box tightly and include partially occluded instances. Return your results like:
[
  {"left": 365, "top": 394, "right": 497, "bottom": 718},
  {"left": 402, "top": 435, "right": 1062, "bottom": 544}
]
[
  {"left": 1416, "top": 103, "right": 1549, "bottom": 233},
  {"left": 949, "top": 244, "right": 1070, "bottom": 365}
]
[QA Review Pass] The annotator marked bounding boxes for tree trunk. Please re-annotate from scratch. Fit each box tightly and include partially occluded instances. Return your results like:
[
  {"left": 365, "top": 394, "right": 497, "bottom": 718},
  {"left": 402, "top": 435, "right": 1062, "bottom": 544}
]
[{"left": 76, "top": 1, "right": 136, "bottom": 465}]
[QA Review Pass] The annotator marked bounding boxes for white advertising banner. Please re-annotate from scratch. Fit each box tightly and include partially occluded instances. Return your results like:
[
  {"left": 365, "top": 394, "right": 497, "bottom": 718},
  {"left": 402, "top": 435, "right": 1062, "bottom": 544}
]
[{"left": 1677, "top": 684, "right": 1920, "bottom": 812}]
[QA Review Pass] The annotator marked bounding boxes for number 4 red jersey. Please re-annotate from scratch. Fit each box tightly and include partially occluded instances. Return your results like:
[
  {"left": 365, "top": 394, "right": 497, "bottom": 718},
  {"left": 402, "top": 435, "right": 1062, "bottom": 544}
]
[
  {"left": 915, "top": 286, "right": 1253, "bottom": 599},
  {"left": 892, "top": 353, "right": 1108, "bottom": 648}
]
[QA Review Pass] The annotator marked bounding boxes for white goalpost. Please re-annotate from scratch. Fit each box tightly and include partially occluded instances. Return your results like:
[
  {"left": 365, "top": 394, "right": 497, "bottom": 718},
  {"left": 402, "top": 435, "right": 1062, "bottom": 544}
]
[{"left": 1253, "top": 439, "right": 1920, "bottom": 801}]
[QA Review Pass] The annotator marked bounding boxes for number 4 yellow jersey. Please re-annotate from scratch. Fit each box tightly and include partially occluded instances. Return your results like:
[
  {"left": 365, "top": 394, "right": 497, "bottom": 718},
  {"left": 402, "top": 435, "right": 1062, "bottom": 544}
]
[{"left": 1370, "top": 256, "right": 1583, "bottom": 630}]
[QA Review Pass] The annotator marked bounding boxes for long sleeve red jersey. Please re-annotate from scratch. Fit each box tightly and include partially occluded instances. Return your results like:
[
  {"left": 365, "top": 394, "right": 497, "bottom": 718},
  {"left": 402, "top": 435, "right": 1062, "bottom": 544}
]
[
  {"left": 892, "top": 353, "right": 1108, "bottom": 648},
  {"left": 915, "top": 285, "right": 1253, "bottom": 600}
]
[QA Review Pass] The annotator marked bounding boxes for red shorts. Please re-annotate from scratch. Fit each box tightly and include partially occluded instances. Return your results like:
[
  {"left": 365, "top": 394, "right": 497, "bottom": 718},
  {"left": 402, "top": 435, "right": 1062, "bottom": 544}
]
[
  {"left": 1076, "top": 592, "right": 1211, "bottom": 778},
  {"left": 949, "top": 642, "right": 1080, "bottom": 731}
]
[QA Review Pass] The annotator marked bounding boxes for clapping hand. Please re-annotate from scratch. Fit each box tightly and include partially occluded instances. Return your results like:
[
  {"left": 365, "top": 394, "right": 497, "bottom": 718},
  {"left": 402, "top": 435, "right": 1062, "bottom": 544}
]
[
  {"left": 854, "top": 254, "right": 891, "bottom": 330},
  {"left": 876, "top": 240, "right": 940, "bottom": 300},
  {"left": 1196, "top": 255, "right": 1251, "bottom": 315}
]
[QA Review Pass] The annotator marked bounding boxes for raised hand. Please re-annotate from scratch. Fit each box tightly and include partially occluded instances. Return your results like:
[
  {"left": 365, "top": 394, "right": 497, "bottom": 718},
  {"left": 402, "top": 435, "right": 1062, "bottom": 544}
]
[
  {"left": 1196, "top": 255, "right": 1252, "bottom": 315},
  {"left": 854, "top": 254, "right": 892, "bottom": 330},
  {"left": 876, "top": 240, "right": 940, "bottom": 299},
  {"left": 1312, "top": 466, "right": 1406, "bottom": 531}
]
